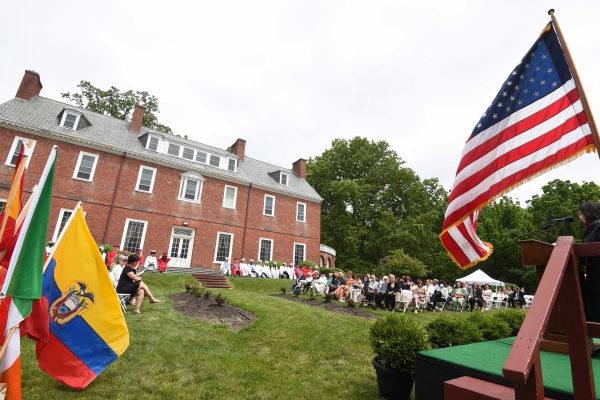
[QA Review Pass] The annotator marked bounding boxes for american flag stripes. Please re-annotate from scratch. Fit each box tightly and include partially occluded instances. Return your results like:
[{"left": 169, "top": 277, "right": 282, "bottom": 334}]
[{"left": 441, "top": 22, "right": 597, "bottom": 269}]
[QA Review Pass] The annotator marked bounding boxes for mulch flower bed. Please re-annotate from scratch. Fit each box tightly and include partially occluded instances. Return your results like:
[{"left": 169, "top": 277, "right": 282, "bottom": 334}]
[
  {"left": 170, "top": 292, "right": 256, "bottom": 331},
  {"left": 275, "top": 294, "right": 377, "bottom": 319}
]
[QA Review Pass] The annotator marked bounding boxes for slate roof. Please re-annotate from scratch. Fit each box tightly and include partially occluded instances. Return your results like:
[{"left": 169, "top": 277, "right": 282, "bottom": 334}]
[{"left": 0, "top": 96, "right": 322, "bottom": 202}]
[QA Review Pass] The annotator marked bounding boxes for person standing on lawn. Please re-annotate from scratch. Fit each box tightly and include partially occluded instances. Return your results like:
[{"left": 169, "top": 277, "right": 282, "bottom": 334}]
[{"left": 158, "top": 252, "right": 170, "bottom": 273}]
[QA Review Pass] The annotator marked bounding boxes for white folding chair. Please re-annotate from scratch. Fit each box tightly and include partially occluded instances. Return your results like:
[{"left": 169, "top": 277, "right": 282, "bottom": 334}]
[
  {"left": 117, "top": 293, "right": 130, "bottom": 313},
  {"left": 395, "top": 290, "right": 413, "bottom": 313}
]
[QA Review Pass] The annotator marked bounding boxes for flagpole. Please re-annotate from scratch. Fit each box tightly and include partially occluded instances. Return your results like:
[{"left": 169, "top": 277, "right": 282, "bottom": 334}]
[
  {"left": 549, "top": 9, "right": 600, "bottom": 159},
  {"left": 0, "top": 326, "right": 17, "bottom": 361}
]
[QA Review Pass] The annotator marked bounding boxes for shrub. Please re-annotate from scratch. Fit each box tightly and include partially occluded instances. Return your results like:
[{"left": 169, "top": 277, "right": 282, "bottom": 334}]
[
  {"left": 495, "top": 309, "right": 526, "bottom": 336},
  {"left": 298, "top": 260, "right": 317, "bottom": 269},
  {"left": 346, "top": 299, "right": 356, "bottom": 308},
  {"left": 203, "top": 291, "right": 212, "bottom": 300},
  {"left": 191, "top": 286, "right": 206, "bottom": 298},
  {"left": 280, "top": 287, "right": 286, "bottom": 296},
  {"left": 425, "top": 315, "right": 483, "bottom": 348},
  {"left": 465, "top": 313, "right": 511, "bottom": 340},
  {"left": 376, "top": 249, "right": 428, "bottom": 279},
  {"left": 324, "top": 293, "right": 333, "bottom": 303},
  {"left": 370, "top": 314, "right": 430, "bottom": 374},
  {"left": 185, "top": 283, "right": 193, "bottom": 293},
  {"left": 214, "top": 293, "right": 226, "bottom": 306}
]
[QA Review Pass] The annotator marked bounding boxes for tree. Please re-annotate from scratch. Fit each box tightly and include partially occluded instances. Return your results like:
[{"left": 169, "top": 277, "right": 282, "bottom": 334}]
[
  {"left": 527, "top": 179, "right": 600, "bottom": 242},
  {"left": 62, "top": 81, "right": 172, "bottom": 133},
  {"left": 476, "top": 197, "right": 534, "bottom": 288},
  {"left": 376, "top": 249, "right": 428, "bottom": 278},
  {"left": 307, "top": 137, "right": 448, "bottom": 275}
]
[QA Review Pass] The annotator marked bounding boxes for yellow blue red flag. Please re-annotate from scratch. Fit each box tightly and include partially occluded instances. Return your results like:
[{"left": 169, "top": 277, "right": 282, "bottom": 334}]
[{"left": 35, "top": 206, "right": 129, "bottom": 389}]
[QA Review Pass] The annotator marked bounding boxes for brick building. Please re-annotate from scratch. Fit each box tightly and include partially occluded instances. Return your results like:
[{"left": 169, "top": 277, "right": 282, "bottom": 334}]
[{"left": 0, "top": 70, "right": 327, "bottom": 269}]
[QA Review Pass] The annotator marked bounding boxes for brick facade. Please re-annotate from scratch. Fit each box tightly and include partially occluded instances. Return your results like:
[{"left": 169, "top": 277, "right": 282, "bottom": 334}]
[{"left": 0, "top": 126, "right": 322, "bottom": 269}]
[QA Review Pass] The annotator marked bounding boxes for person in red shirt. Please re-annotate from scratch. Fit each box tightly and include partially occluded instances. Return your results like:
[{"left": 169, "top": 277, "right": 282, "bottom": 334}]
[
  {"left": 301, "top": 265, "right": 311, "bottom": 277},
  {"left": 105, "top": 245, "right": 120, "bottom": 269},
  {"left": 230, "top": 257, "right": 241, "bottom": 276},
  {"left": 158, "top": 252, "right": 170, "bottom": 273}
]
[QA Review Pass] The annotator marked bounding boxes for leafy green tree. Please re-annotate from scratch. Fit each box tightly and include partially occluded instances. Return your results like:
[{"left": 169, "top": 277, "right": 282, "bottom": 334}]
[
  {"left": 376, "top": 249, "right": 428, "bottom": 278},
  {"left": 62, "top": 81, "right": 172, "bottom": 133},
  {"left": 477, "top": 197, "right": 534, "bottom": 288},
  {"left": 307, "top": 137, "right": 447, "bottom": 274},
  {"left": 527, "top": 179, "right": 600, "bottom": 242}
]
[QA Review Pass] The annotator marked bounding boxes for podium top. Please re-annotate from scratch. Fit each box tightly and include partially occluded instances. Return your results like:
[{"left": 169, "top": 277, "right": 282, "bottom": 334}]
[
  {"left": 519, "top": 240, "right": 554, "bottom": 266},
  {"left": 520, "top": 238, "right": 600, "bottom": 266}
]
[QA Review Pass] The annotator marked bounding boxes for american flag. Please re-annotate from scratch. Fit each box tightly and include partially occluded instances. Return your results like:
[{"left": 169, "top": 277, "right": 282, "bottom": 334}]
[{"left": 441, "top": 22, "right": 596, "bottom": 269}]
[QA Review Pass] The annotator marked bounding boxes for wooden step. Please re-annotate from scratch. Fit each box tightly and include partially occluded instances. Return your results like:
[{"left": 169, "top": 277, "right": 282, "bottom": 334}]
[
  {"left": 444, "top": 377, "right": 553, "bottom": 400},
  {"left": 192, "top": 271, "right": 232, "bottom": 289}
]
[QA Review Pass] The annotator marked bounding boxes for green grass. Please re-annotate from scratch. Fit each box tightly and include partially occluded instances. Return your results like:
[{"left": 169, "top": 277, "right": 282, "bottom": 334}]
[
  {"left": 21, "top": 275, "right": 510, "bottom": 399},
  {"left": 21, "top": 275, "right": 379, "bottom": 400}
]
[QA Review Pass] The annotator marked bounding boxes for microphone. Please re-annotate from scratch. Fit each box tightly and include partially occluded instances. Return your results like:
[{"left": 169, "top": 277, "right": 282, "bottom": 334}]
[{"left": 540, "top": 216, "right": 574, "bottom": 229}]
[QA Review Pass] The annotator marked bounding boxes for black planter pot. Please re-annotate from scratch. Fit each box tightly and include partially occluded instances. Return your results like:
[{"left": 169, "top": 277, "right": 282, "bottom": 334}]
[{"left": 372, "top": 357, "right": 414, "bottom": 400}]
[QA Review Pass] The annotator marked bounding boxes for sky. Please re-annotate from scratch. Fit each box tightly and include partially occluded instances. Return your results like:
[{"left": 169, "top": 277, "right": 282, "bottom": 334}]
[{"left": 1, "top": 0, "right": 600, "bottom": 204}]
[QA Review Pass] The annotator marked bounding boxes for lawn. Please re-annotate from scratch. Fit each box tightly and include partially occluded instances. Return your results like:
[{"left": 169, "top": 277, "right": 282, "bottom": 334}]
[
  {"left": 21, "top": 275, "right": 500, "bottom": 399},
  {"left": 21, "top": 275, "right": 379, "bottom": 400}
]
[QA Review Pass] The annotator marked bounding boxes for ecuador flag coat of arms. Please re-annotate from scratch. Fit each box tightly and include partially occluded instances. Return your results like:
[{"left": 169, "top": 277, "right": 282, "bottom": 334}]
[{"left": 36, "top": 206, "right": 129, "bottom": 389}]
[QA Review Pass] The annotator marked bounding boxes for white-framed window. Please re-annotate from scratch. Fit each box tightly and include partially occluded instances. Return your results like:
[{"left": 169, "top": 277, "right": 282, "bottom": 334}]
[
  {"left": 196, "top": 151, "right": 207, "bottom": 164},
  {"left": 222, "top": 185, "right": 238, "bottom": 209},
  {"left": 0, "top": 198, "right": 6, "bottom": 214},
  {"left": 135, "top": 165, "right": 157, "bottom": 193},
  {"left": 120, "top": 218, "right": 148, "bottom": 252},
  {"left": 178, "top": 173, "right": 203, "bottom": 203},
  {"left": 182, "top": 147, "right": 195, "bottom": 160},
  {"left": 5, "top": 137, "right": 36, "bottom": 168},
  {"left": 52, "top": 208, "right": 73, "bottom": 241},
  {"left": 59, "top": 111, "right": 81, "bottom": 130},
  {"left": 72, "top": 151, "right": 99, "bottom": 182},
  {"left": 209, "top": 154, "right": 220, "bottom": 167},
  {"left": 280, "top": 172, "right": 289, "bottom": 185},
  {"left": 214, "top": 232, "right": 233, "bottom": 262},
  {"left": 293, "top": 243, "right": 306, "bottom": 266},
  {"left": 258, "top": 238, "right": 273, "bottom": 262},
  {"left": 167, "top": 142, "right": 181, "bottom": 156},
  {"left": 296, "top": 202, "right": 306, "bottom": 223},
  {"left": 228, "top": 159, "right": 236, "bottom": 172},
  {"left": 263, "top": 194, "right": 275, "bottom": 217},
  {"left": 147, "top": 136, "right": 159, "bottom": 151}
]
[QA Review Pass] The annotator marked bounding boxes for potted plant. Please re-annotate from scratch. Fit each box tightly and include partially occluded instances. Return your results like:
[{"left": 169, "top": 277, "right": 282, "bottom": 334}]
[{"left": 370, "top": 314, "right": 430, "bottom": 400}]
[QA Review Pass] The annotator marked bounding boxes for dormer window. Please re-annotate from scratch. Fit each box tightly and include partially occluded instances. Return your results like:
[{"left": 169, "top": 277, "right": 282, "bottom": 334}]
[
  {"left": 228, "top": 159, "right": 236, "bottom": 172},
  {"left": 209, "top": 155, "right": 220, "bottom": 167},
  {"left": 59, "top": 111, "right": 81, "bottom": 130},
  {"left": 147, "top": 136, "right": 159, "bottom": 151},
  {"left": 280, "top": 172, "right": 288, "bottom": 185}
]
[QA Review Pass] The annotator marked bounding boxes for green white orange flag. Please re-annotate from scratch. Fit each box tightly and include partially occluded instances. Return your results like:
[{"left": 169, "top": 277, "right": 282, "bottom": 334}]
[{"left": 0, "top": 146, "right": 56, "bottom": 400}]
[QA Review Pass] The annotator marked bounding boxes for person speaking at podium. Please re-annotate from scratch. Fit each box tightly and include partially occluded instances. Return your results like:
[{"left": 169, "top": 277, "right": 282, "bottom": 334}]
[{"left": 579, "top": 201, "right": 600, "bottom": 322}]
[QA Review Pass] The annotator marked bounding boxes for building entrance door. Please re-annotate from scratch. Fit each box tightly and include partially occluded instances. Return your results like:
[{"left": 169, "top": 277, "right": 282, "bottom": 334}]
[{"left": 168, "top": 226, "right": 195, "bottom": 268}]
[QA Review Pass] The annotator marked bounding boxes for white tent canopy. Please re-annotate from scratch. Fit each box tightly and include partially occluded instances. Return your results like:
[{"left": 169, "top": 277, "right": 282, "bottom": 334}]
[{"left": 456, "top": 269, "right": 505, "bottom": 287}]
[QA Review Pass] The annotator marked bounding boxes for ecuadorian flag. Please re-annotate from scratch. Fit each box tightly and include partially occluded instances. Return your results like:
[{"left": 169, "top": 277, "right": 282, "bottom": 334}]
[{"left": 36, "top": 206, "right": 129, "bottom": 389}]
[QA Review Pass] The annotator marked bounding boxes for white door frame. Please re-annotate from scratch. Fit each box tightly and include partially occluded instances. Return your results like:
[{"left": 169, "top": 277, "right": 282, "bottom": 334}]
[{"left": 167, "top": 226, "right": 195, "bottom": 268}]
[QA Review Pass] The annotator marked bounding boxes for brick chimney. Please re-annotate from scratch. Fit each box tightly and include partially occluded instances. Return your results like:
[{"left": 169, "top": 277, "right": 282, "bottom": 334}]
[
  {"left": 129, "top": 104, "right": 145, "bottom": 133},
  {"left": 229, "top": 138, "right": 246, "bottom": 161},
  {"left": 292, "top": 158, "right": 307, "bottom": 179},
  {"left": 15, "top": 70, "right": 43, "bottom": 100}
]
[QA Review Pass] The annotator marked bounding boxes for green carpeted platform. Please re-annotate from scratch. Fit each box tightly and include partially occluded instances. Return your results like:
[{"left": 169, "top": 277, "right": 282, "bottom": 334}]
[{"left": 415, "top": 337, "right": 600, "bottom": 399}]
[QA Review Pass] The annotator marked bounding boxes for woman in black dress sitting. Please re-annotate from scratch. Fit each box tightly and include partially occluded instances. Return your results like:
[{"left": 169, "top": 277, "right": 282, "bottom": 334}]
[
  {"left": 117, "top": 254, "right": 160, "bottom": 314},
  {"left": 579, "top": 201, "right": 600, "bottom": 322}
]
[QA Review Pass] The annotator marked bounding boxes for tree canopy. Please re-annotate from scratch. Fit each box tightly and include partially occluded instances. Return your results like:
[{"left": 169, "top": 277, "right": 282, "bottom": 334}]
[
  {"left": 62, "top": 81, "right": 172, "bottom": 133},
  {"left": 309, "top": 137, "right": 600, "bottom": 290}
]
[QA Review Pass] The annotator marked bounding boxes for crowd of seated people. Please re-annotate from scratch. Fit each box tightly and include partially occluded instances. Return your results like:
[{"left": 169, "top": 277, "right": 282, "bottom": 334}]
[
  {"left": 217, "top": 256, "right": 531, "bottom": 312},
  {"left": 285, "top": 268, "right": 530, "bottom": 312}
]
